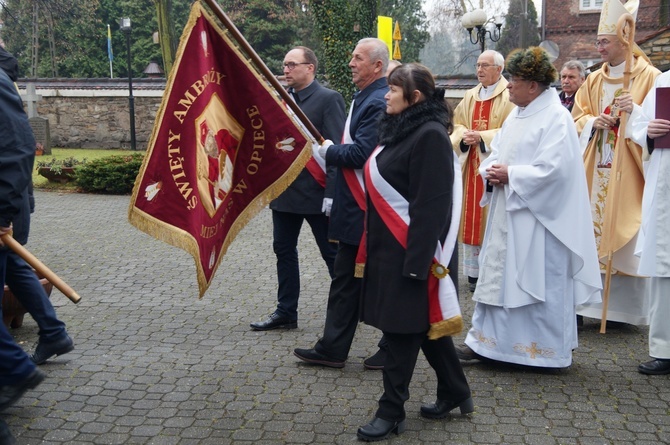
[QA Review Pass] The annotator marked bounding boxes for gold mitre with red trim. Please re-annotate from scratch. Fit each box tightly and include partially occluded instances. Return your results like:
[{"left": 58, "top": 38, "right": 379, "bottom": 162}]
[{"left": 598, "top": 0, "right": 638, "bottom": 35}]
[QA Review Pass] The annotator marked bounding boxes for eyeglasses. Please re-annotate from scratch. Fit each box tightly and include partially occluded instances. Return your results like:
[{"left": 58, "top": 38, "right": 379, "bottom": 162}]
[
  {"left": 283, "top": 62, "right": 311, "bottom": 71},
  {"left": 594, "top": 39, "right": 611, "bottom": 48},
  {"left": 475, "top": 63, "right": 497, "bottom": 69}
]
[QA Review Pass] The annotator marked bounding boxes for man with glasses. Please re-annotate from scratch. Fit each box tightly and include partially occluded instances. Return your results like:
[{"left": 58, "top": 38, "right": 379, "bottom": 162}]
[
  {"left": 250, "top": 46, "right": 345, "bottom": 331},
  {"left": 457, "top": 47, "right": 602, "bottom": 368},
  {"left": 572, "top": 0, "right": 659, "bottom": 328},
  {"left": 451, "top": 50, "right": 515, "bottom": 294}
]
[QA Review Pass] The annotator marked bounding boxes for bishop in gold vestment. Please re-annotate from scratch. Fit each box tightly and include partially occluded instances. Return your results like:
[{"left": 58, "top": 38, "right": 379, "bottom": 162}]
[{"left": 571, "top": 0, "right": 660, "bottom": 325}]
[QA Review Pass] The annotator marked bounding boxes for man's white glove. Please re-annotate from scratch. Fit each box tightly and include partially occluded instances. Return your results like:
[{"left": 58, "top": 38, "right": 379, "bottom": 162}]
[
  {"left": 317, "top": 139, "right": 334, "bottom": 160},
  {"left": 322, "top": 198, "right": 333, "bottom": 216}
]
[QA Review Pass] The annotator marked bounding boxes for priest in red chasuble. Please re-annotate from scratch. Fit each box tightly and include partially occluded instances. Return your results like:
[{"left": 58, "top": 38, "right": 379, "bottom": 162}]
[{"left": 451, "top": 50, "right": 515, "bottom": 292}]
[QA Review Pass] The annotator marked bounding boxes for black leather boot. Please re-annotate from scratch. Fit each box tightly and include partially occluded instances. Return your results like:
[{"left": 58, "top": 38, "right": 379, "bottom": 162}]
[
  {"left": 420, "top": 396, "right": 474, "bottom": 419},
  {"left": 356, "top": 417, "right": 406, "bottom": 441}
]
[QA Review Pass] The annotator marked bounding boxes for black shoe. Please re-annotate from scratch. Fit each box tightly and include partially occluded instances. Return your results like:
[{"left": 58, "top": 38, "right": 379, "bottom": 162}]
[
  {"left": 363, "top": 349, "right": 386, "bottom": 370},
  {"left": 420, "top": 396, "right": 474, "bottom": 419},
  {"left": 250, "top": 312, "right": 297, "bottom": 331},
  {"left": 357, "top": 417, "right": 406, "bottom": 441},
  {"left": 468, "top": 276, "right": 478, "bottom": 293},
  {"left": 638, "top": 359, "right": 670, "bottom": 375},
  {"left": 0, "top": 418, "right": 16, "bottom": 445},
  {"left": 455, "top": 344, "right": 481, "bottom": 361},
  {"left": 31, "top": 334, "right": 74, "bottom": 365},
  {"left": 605, "top": 320, "right": 631, "bottom": 329},
  {"left": 293, "top": 348, "right": 345, "bottom": 368},
  {"left": 0, "top": 368, "right": 46, "bottom": 412}
]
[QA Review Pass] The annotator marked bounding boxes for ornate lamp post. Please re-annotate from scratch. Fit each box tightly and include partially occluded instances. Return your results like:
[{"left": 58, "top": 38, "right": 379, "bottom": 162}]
[
  {"left": 461, "top": 9, "right": 503, "bottom": 54},
  {"left": 119, "top": 17, "right": 137, "bottom": 151}
]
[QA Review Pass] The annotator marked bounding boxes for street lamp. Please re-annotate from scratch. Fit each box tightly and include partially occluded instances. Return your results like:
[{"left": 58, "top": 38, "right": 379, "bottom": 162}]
[
  {"left": 119, "top": 17, "right": 137, "bottom": 151},
  {"left": 461, "top": 9, "right": 502, "bottom": 54}
]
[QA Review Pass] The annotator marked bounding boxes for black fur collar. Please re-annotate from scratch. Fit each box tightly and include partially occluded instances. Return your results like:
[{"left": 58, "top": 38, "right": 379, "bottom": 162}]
[{"left": 377, "top": 99, "right": 450, "bottom": 147}]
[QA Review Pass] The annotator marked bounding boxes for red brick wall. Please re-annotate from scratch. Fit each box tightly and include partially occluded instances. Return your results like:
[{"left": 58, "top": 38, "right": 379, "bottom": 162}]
[{"left": 544, "top": 0, "right": 667, "bottom": 70}]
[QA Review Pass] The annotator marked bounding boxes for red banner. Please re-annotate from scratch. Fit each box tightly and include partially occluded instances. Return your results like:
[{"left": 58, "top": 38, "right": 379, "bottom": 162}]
[{"left": 128, "top": 2, "right": 311, "bottom": 296}]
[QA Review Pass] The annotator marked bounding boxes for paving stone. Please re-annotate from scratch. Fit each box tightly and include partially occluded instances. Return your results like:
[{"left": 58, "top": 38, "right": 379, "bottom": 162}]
[{"left": 1, "top": 191, "right": 669, "bottom": 444}]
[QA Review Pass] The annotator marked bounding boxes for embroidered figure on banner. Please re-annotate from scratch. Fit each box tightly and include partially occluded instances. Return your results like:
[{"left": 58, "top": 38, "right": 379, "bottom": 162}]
[{"left": 195, "top": 93, "right": 245, "bottom": 217}]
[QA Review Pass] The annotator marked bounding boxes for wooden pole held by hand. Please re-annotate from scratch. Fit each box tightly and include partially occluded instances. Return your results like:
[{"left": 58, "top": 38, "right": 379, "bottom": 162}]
[
  {"left": 201, "top": 0, "right": 324, "bottom": 145},
  {"left": 1, "top": 233, "right": 81, "bottom": 304}
]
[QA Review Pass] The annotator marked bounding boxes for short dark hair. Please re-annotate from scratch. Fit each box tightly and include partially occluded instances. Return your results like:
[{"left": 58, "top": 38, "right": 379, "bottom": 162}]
[
  {"left": 387, "top": 62, "right": 436, "bottom": 104},
  {"left": 294, "top": 46, "right": 318, "bottom": 73}
]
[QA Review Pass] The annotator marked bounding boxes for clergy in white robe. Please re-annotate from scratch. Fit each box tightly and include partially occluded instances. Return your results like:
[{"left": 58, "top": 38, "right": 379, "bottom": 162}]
[
  {"left": 462, "top": 47, "right": 602, "bottom": 368},
  {"left": 626, "top": 71, "right": 670, "bottom": 374}
]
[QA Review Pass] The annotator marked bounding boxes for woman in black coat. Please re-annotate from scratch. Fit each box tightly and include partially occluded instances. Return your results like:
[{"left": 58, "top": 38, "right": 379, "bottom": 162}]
[{"left": 357, "top": 63, "right": 473, "bottom": 441}]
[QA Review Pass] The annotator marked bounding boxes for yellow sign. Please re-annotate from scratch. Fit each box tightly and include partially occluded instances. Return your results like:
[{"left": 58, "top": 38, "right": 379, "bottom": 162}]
[
  {"left": 393, "top": 41, "right": 402, "bottom": 60},
  {"left": 377, "top": 16, "right": 393, "bottom": 60},
  {"left": 393, "top": 21, "right": 402, "bottom": 41}
]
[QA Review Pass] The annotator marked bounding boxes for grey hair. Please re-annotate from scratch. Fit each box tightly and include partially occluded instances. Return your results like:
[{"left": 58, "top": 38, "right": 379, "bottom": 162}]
[
  {"left": 561, "top": 60, "right": 586, "bottom": 79},
  {"left": 482, "top": 50, "right": 505, "bottom": 67},
  {"left": 357, "top": 37, "right": 389, "bottom": 73}
]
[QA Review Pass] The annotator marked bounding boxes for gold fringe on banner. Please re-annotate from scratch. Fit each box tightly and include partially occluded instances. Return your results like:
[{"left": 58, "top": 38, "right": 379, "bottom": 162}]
[
  {"left": 427, "top": 316, "right": 463, "bottom": 340},
  {"left": 128, "top": 1, "right": 313, "bottom": 298}
]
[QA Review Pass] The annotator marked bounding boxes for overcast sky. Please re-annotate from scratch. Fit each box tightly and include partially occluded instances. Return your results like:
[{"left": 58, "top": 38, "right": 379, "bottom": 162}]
[{"left": 423, "top": 0, "right": 544, "bottom": 20}]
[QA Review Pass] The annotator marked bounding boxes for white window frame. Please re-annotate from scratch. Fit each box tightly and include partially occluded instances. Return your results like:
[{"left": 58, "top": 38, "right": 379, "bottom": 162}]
[{"left": 580, "top": 0, "right": 603, "bottom": 11}]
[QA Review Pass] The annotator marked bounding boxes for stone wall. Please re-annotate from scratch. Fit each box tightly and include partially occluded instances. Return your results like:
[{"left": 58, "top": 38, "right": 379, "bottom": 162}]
[
  {"left": 23, "top": 91, "right": 161, "bottom": 150},
  {"left": 34, "top": 95, "right": 162, "bottom": 149},
  {"left": 19, "top": 77, "right": 478, "bottom": 150},
  {"left": 18, "top": 78, "right": 165, "bottom": 150},
  {"left": 640, "top": 27, "right": 670, "bottom": 70}
]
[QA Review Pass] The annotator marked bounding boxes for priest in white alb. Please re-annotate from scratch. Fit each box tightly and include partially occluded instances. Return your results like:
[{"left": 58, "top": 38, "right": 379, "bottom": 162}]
[{"left": 457, "top": 47, "right": 602, "bottom": 368}]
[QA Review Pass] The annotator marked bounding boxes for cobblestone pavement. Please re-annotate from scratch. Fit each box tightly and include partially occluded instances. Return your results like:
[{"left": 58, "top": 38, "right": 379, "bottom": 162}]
[{"left": 2, "top": 190, "right": 669, "bottom": 445}]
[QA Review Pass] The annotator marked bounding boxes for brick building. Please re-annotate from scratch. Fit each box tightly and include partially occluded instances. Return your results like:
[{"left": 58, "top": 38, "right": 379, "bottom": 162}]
[{"left": 542, "top": 0, "right": 670, "bottom": 71}]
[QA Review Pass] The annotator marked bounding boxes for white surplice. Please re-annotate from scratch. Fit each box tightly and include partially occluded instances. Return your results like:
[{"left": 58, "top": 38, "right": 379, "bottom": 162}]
[
  {"left": 465, "top": 88, "right": 602, "bottom": 368},
  {"left": 628, "top": 71, "right": 670, "bottom": 358}
]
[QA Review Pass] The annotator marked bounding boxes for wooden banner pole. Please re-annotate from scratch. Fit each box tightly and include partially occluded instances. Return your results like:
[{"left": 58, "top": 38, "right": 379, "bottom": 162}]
[
  {"left": 1, "top": 234, "right": 81, "bottom": 304},
  {"left": 201, "top": 0, "right": 324, "bottom": 144}
]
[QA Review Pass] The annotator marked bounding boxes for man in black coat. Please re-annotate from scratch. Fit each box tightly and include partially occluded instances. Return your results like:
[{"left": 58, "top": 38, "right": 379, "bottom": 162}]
[
  {"left": 294, "top": 38, "right": 389, "bottom": 369},
  {"left": 0, "top": 66, "right": 45, "bottom": 439},
  {"left": 250, "top": 47, "right": 345, "bottom": 331},
  {"left": 0, "top": 46, "right": 74, "bottom": 365}
]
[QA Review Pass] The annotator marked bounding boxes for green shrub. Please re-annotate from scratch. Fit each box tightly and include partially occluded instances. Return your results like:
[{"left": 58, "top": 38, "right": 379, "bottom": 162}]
[{"left": 76, "top": 153, "right": 144, "bottom": 194}]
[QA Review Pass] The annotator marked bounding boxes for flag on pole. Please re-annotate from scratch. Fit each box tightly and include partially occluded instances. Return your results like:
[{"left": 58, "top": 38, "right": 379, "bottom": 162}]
[
  {"left": 107, "top": 24, "right": 114, "bottom": 78},
  {"left": 107, "top": 24, "right": 113, "bottom": 62},
  {"left": 128, "top": 1, "right": 312, "bottom": 297}
]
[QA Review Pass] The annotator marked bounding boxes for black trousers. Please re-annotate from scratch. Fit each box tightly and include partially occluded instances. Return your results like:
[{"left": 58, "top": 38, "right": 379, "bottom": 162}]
[
  {"left": 314, "top": 242, "right": 362, "bottom": 361},
  {"left": 272, "top": 210, "right": 336, "bottom": 320},
  {"left": 376, "top": 332, "right": 471, "bottom": 422}
]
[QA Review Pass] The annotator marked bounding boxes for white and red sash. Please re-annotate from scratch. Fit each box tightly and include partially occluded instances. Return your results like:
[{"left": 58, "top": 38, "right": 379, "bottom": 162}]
[
  {"left": 305, "top": 152, "right": 326, "bottom": 187},
  {"left": 341, "top": 100, "right": 368, "bottom": 277},
  {"left": 364, "top": 145, "right": 464, "bottom": 339},
  {"left": 285, "top": 93, "right": 327, "bottom": 187}
]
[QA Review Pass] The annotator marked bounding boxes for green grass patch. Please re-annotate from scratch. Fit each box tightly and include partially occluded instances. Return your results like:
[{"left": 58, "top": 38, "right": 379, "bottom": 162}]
[{"left": 34, "top": 148, "right": 138, "bottom": 191}]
